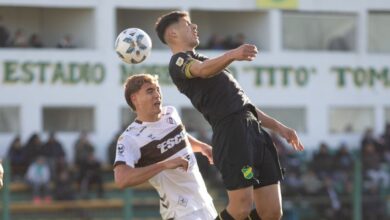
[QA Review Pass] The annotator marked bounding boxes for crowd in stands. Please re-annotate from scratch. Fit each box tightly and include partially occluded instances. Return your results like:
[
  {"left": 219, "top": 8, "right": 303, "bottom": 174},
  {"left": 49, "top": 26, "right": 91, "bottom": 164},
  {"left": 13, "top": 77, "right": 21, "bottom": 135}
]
[
  {"left": 5, "top": 123, "right": 390, "bottom": 219},
  {"left": 274, "top": 123, "right": 390, "bottom": 220},
  {"left": 7, "top": 131, "right": 104, "bottom": 204},
  {"left": 0, "top": 16, "right": 75, "bottom": 48}
]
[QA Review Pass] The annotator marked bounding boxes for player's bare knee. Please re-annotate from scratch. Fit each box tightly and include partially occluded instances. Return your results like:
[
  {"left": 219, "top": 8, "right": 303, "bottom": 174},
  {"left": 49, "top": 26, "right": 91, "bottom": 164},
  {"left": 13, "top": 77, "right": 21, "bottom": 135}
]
[
  {"left": 227, "top": 196, "right": 252, "bottom": 219},
  {"left": 230, "top": 206, "right": 252, "bottom": 220}
]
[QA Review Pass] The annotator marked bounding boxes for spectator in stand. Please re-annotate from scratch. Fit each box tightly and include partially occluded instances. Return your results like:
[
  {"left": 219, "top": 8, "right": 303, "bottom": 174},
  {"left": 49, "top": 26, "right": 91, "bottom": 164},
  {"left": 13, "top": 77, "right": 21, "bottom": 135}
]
[
  {"left": 107, "top": 131, "right": 121, "bottom": 165},
  {"left": 333, "top": 142, "right": 354, "bottom": 184},
  {"left": 7, "top": 136, "right": 28, "bottom": 180},
  {"left": 283, "top": 170, "right": 303, "bottom": 197},
  {"left": 0, "top": 15, "right": 10, "bottom": 47},
  {"left": 230, "top": 33, "right": 246, "bottom": 49},
  {"left": 79, "top": 151, "right": 104, "bottom": 199},
  {"left": 25, "top": 156, "right": 52, "bottom": 204},
  {"left": 361, "top": 128, "right": 384, "bottom": 159},
  {"left": 24, "top": 133, "right": 44, "bottom": 166},
  {"left": 29, "top": 33, "right": 43, "bottom": 48},
  {"left": 361, "top": 142, "right": 389, "bottom": 189},
  {"left": 74, "top": 131, "right": 94, "bottom": 168},
  {"left": 10, "top": 29, "right": 28, "bottom": 47},
  {"left": 42, "top": 132, "right": 66, "bottom": 180},
  {"left": 362, "top": 183, "right": 386, "bottom": 220},
  {"left": 57, "top": 35, "right": 75, "bottom": 48},
  {"left": 318, "top": 177, "right": 342, "bottom": 220},
  {"left": 301, "top": 168, "right": 322, "bottom": 196},
  {"left": 206, "top": 33, "right": 225, "bottom": 50},
  {"left": 53, "top": 157, "right": 76, "bottom": 201},
  {"left": 380, "top": 123, "right": 390, "bottom": 163},
  {"left": 311, "top": 142, "right": 334, "bottom": 178}
]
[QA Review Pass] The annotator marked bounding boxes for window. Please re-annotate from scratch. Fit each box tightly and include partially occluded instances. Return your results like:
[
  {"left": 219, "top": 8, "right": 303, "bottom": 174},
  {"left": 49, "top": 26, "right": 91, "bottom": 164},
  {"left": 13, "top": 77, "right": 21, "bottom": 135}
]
[
  {"left": 43, "top": 107, "right": 94, "bottom": 132},
  {"left": 283, "top": 11, "right": 356, "bottom": 51},
  {"left": 368, "top": 11, "right": 390, "bottom": 53},
  {"left": 191, "top": 10, "right": 269, "bottom": 51},
  {"left": 0, "top": 6, "right": 95, "bottom": 48},
  {"left": 116, "top": 9, "right": 175, "bottom": 50},
  {"left": 261, "top": 107, "right": 307, "bottom": 133},
  {"left": 329, "top": 107, "right": 374, "bottom": 133},
  {"left": 0, "top": 106, "right": 20, "bottom": 132}
]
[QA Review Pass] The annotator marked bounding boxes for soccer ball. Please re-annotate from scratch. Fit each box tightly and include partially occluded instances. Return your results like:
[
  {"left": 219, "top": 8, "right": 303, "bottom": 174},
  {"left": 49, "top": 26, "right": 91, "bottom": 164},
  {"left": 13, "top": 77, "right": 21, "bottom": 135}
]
[{"left": 115, "top": 28, "right": 152, "bottom": 64}]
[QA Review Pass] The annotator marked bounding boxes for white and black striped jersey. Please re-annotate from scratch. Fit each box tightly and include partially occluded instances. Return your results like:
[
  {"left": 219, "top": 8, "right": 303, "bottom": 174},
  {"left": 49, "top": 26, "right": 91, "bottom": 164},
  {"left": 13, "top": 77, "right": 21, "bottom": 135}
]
[{"left": 114, "top": 106, "right": 216, "bottom": 220}]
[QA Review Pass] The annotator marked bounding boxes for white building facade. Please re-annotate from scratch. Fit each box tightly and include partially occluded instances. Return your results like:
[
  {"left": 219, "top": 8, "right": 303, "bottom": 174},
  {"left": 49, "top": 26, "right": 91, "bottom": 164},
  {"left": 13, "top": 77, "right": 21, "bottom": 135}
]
[{"left": 1, "top": 0, "right": 390, "bottom": 161}]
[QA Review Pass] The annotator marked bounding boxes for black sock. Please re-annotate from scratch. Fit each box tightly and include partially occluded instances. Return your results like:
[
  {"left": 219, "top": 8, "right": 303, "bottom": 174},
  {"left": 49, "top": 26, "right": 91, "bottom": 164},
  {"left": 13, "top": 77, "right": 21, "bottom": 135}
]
[
  {"left": 215, "top": 209, "right": 235, "bottom": 220},
  {"left": 247, "top": 209, "right": 261, "bottom": 220}
]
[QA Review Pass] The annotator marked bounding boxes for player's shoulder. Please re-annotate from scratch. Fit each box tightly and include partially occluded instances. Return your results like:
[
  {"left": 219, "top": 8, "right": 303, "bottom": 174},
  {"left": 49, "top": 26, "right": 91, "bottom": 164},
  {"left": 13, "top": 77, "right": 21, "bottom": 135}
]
[
  {"left": 162, "top": 105, "right": 178, "bottom": 115},
  {"left": 119, "top": 122, "right": 144, "bottom": 140},
  {"left": 169, "top": 52, "right": 190, "bottom": 70}
]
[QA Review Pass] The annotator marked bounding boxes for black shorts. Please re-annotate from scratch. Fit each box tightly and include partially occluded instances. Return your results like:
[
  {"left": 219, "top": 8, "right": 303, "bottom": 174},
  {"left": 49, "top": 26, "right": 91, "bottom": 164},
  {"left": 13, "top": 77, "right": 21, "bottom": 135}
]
[{"left": 212, "top": 105, "right": 284, "bottom": 191}]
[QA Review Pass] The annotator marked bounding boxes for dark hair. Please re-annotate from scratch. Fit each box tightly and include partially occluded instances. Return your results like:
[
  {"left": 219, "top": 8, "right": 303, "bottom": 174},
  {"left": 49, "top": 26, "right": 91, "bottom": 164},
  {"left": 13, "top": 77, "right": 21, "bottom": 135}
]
[
  {"left": 155, "top": 11, "right": 188, "bottom": 44},
  {"left": 124, "top": 74, "right": 159, "bottom": 111}
]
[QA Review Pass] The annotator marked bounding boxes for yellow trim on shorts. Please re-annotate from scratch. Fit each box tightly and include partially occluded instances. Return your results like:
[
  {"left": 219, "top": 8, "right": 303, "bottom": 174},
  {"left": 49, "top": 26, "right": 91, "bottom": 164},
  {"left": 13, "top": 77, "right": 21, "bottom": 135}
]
[{"left": 184, "top": 60, "right": 195, "bottom": 79}]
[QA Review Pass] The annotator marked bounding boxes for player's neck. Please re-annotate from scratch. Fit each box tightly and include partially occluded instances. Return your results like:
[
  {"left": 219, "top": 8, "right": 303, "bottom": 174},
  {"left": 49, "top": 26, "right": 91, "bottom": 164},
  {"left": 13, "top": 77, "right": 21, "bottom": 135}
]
[
  {"left": 135, "top": 113, "right": 161, "bottom": 123},
  {"left": 170, "top": 44, "right": 195, "bottom": 54}
]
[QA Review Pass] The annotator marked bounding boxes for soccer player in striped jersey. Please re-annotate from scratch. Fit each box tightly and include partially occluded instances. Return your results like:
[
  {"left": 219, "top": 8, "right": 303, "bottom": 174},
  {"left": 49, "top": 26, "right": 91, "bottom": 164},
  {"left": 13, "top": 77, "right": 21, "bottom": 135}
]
[{"left": 113, "top": 74, "right": 217, "bottom": 220}]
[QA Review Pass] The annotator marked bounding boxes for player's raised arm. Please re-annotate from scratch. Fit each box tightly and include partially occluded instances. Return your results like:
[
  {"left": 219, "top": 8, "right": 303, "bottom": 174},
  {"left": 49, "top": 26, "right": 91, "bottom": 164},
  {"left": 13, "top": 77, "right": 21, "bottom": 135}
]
[
  {"left": 255, "top": 107, "right": 304, "bottom": 152},
  {"left": 114, "top": 157, "right": 189, "bottom": 189},
  {"left": 189, "top": 44, "right": 258, "bottom": 78}
]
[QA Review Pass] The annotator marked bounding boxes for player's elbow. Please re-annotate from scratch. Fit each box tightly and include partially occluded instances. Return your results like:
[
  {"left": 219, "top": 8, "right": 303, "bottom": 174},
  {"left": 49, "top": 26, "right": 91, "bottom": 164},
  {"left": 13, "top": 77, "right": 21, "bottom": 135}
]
[
  {"left": 114, "top": 178, "right": 127, "bottom": 189},
  {"left": 114, "top": 167, "right": 132, "bottom": 189},
  {"left": 114, "top": 174, "right": 127, "bottom": 189}
]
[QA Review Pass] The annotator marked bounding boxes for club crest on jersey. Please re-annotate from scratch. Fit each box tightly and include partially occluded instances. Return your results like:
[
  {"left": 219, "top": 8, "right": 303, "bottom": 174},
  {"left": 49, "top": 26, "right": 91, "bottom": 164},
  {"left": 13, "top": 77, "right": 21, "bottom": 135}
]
[
  {"left": 176, "top": 57, "right": 184, "bottom": 66},
  {"left": 157, "top": 131, "right": 185, "bottom": 154},
  {"left": 241, "top": 165, "right": 254, "bottom": 180},
  {"left": 117, "top": 144, "right": 125, "bottom": 155}
]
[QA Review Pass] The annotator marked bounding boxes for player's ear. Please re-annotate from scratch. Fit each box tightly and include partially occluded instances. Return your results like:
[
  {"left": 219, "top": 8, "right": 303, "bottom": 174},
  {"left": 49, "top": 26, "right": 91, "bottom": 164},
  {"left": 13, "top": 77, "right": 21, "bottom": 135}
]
[
  {"left": 165, "top": 26, "right": 178, "bottom": 43},
  {"left": 130, "top": 94, "right": 138, "bottom": 108}
]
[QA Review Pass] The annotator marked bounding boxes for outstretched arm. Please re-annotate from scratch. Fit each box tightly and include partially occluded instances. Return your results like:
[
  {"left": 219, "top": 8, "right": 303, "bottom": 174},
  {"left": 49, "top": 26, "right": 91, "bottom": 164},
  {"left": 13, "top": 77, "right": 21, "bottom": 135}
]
[
  {"left": 255, "top": 108, "right": 304, "bottom": 151},
  {"left": 114, "top": 157, "right": 189, "bottom": 189},
  {"left": 187, "top": 134, "right": 213, "bottom": 164},
  {"left": 189, "top": 44, "right": 258, "bottom": 78}
]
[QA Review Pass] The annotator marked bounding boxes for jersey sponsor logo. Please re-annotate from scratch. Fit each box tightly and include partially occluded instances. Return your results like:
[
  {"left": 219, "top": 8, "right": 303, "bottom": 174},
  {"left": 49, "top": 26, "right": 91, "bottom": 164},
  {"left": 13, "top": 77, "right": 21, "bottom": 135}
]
[
  {"left": 135, "top": 125, "right": 187, "bottom": 168},
  {"left": 157, "top": 131, "right": 185, "bottom": 154},
  {"left": 176, "top": 57, "right": 184, "bottom": 67}
]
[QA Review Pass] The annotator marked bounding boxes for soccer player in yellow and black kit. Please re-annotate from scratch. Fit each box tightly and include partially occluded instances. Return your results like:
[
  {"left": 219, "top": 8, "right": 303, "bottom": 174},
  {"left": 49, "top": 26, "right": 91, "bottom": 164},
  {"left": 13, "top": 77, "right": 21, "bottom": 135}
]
[{"left": 155, "top": 11, "right": 304, "bottom": 220}]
